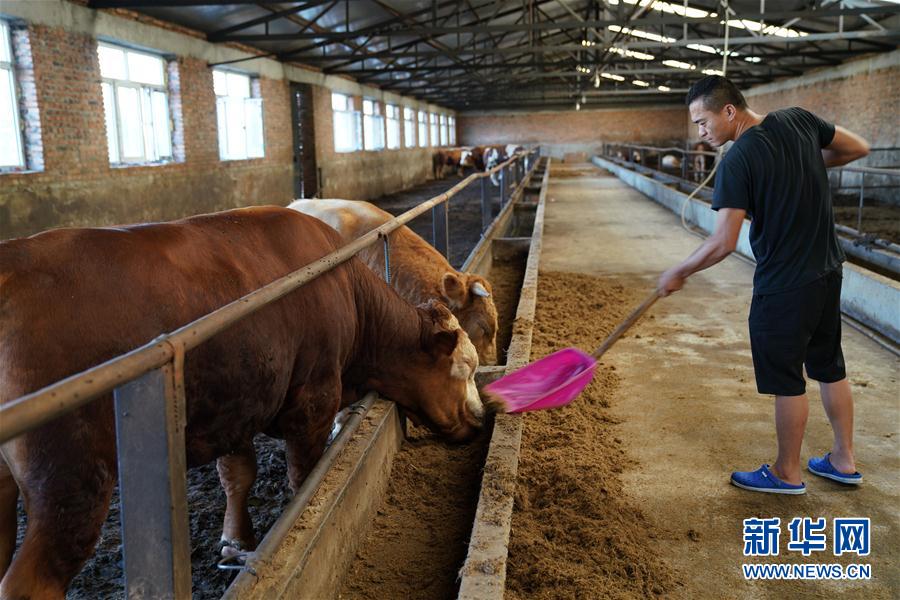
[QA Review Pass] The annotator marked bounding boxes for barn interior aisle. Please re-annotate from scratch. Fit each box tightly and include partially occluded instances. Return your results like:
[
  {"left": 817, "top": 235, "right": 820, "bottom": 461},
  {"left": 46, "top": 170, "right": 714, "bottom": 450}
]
[{"left": 528, "top": 162, "right": 900, "bottom": 598}]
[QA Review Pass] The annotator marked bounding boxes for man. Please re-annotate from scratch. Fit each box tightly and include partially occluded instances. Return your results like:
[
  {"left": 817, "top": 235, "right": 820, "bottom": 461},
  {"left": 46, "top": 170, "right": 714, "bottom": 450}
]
[{"left": 658, "top": 75, "right": 870, "bottom": 495}]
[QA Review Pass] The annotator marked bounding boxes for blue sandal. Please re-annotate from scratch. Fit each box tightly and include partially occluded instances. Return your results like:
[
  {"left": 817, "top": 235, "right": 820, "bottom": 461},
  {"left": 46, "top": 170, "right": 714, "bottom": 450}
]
[
  {"left": 808, "top": 453, "right": 862, "bottom": 485},
  {"left": 730, "top": 464, "right": 806, "bottom": 495}
]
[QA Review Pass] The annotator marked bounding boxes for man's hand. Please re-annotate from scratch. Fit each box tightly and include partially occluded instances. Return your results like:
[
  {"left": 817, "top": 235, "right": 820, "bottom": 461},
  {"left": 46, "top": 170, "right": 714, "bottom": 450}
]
[{"left": 658, "top": 266, "right": 687, "bottom": 297}]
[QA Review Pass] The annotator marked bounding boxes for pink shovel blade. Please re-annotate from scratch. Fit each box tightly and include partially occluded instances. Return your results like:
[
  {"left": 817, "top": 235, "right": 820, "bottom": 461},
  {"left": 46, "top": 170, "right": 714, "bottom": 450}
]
[{"left": 484, "top": 347, "right": 597, "bottom": 413}]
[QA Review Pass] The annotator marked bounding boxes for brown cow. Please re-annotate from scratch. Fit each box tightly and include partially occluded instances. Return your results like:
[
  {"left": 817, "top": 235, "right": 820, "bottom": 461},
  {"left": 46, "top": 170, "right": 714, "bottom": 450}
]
[
  {"left": 432, "top": 149, "right": 447, "bottom": 179},
  {"left": 289, "top": 199, "right": 499, "bottom": 365},
  {"left": 0, "top": 206, "right": 482, "bottom": 599},
  {"left": 433, "top": 148, "right": 477, "bottom": 179}
]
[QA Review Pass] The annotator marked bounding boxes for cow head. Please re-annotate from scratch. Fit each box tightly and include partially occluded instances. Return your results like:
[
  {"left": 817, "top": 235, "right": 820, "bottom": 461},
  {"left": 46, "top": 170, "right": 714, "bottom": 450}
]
[
  {"left": 440, "top": 272, "right": 498, "bottom": 365},
  {"left": 372, "top": 301, "right": 483, "bottom": 442}
]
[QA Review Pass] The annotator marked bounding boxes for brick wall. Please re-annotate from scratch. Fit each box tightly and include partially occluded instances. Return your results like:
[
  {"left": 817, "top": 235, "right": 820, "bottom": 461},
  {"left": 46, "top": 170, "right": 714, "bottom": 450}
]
[
  {"left": 745, "top": 59, "right": 899, "bottom": 151},
  {"left": 458, "top": 106, "right": 689, "bottom": 158},
  {"left": 1, "top": 23, "right": 294, "bottom": 240},
  {"left": 311, "top": 84, "right": 435, "bottom": 200}
]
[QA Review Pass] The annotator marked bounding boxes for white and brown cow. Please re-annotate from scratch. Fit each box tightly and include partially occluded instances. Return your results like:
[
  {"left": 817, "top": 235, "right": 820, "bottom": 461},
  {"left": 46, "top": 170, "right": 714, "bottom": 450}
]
[
  {"left": 481, "top": 145, "right": 508, "bottom": 186},
  {"left": 0, "top": 207, "right": 482, "bottom": 599},
  {"left": 290, "top": 199, "right": 499, "bottom": 365}
]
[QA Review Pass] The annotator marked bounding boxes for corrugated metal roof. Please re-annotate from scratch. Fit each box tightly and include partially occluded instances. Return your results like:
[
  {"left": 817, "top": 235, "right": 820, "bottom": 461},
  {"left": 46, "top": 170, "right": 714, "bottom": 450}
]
[{"left": 88, "top": 1, "right": 900, "bottom": 109}]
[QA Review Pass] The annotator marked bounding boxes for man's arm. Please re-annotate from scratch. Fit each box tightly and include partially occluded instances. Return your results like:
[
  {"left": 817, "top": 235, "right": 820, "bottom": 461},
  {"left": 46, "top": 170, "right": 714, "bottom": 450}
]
[
  {"left": 822, "top": 125, "right": 870, "bottom": 168},
  {"left": 658, "top": 208, "right": 746, "bottom": 296}
]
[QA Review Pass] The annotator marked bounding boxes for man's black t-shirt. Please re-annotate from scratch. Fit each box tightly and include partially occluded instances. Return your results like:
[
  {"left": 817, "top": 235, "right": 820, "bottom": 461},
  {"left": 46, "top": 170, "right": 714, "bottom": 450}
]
[{"left": 712, "top": 107, "right": 845, "bottom": 294}]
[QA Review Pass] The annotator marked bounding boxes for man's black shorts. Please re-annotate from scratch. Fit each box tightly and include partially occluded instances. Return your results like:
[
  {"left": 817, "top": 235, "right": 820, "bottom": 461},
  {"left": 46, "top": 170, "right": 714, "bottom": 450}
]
[{"left": 748, "top": 270, "right": 846, "bottom": 396}]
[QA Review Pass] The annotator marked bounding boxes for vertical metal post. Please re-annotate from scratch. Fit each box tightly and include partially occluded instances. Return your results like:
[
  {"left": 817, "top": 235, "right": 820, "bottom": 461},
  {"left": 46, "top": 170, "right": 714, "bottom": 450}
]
[
  {"left": 432, "top": 200, "right": 449, "bottom": 258},
  {"left": 499, "top": 166, "right": 507, "bottom": 205},
  {"left": 681, "top": 148, "right": 688, "bottom": 181},
  {"left": 857, "top": 175, "right": 865, "bottom": 235},
  {"left": 480, "top": 175, "right": 491, "bottom": 232},
  {"left": 115, "top": 363, "right": 191, "bottom": 600},
  {"left": 381, "top": 233, "right": 391, "bottom": 283}
]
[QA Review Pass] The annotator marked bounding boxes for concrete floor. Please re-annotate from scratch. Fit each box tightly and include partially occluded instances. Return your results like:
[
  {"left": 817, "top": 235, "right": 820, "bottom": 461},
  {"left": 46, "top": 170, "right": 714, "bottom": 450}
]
[{"left": 539, "top": 163, "right": 899, "bottom": 599}]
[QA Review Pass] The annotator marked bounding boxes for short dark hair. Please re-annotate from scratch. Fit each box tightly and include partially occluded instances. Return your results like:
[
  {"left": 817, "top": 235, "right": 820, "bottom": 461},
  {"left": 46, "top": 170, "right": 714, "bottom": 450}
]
[{"left": 685, "top": 75, "right": 747, "bottom": 111}]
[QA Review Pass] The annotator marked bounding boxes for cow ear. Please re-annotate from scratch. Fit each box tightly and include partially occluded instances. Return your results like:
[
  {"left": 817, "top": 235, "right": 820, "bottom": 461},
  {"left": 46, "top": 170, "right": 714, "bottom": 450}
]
[
  {"left": 429, "top": 329, "right": 459, "bottom": 358},
  {"left": 441, "top": 272, "right": 467, "bottom": 308}
]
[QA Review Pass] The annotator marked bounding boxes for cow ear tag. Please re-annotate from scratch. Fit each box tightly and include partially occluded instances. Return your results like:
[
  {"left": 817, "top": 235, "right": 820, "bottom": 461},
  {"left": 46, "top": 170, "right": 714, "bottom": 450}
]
[{"left": 470, "top": 281, "right": 491, "bottom": 298}]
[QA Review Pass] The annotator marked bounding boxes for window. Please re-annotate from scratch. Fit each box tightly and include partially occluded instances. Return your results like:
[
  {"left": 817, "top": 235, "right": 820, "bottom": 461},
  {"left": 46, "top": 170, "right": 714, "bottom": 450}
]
[
  {"left": 403, "top": 106, "right": 415, "bottom": 148},
  {"left": 385, "top": 103, "right": 400, "bottom": 150},
  {"left": 449, "top": 116, "right": 456, "bottom": 145},
  {"left": 213, "top": 69, "right": 264, "bottom": 161},
  {"left": 430, "top": 113, "right": 439, "bottom": 147},
  {"left": 99, "top": 43, "right": 174, "bottom": 164},
  {"left": 417, "top": 111, "right": 427, "bottom": 148},
  {"left": 362, "top": 98, "right": 384, "bottom": 151},
  {"left": 439, "top": 114, "right": 448, "bottom": 147},
  {"left": 333, "top": 92, "right": 361, "bottom": 152},
  {"left": 0, "top": 21, "right": 23, "bottom": 168}
]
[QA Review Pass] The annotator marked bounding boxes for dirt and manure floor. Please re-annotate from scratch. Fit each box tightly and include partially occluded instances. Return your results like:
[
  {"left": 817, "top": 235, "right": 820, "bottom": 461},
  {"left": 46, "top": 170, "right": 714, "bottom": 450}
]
[
  {"left": 832, "top": 194, "right": 900, "bottom": 244},
  {"left": 55, "top": 435, "right": 292, "bottom": 599},
  {"left": 505, "top": 271, "right": 680, "bottom": 599}
]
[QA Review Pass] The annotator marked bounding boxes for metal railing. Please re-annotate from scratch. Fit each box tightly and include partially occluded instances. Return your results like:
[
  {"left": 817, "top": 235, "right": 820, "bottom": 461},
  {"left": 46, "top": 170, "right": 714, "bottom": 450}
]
[
  {"left": 829, "top": 165, "right": 900, "bottom": 237},
  {"left": 603, "top": 142, "right": 717, "bottom": 183},
  {"left": 0, "top": 147, "right": 539, "bottom": 599},
  {"left": 602, "top": 144, "right": 899, "bottom": 244}
]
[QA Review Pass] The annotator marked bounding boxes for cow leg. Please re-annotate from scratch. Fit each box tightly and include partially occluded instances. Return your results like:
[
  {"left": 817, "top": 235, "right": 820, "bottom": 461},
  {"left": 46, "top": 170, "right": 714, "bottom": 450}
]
[
  {"left": 0, "top": 457, "right": 17, "bottom": 578},
  {"left": 216, "top": 443, "right": 258, "bottom": 556},
  {"left": 0, "top": 447, "right": 115, "bottom": 600},
  {"left": 285, "top": 430, "right": 332, "bottom": 494},
  {"left": 281, "top": 383, "right": 341, "bottom": 493}
]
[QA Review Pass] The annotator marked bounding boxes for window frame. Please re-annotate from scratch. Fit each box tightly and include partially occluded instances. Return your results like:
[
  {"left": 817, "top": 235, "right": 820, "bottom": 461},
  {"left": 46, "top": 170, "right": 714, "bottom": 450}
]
[
  {"left": 213, "top": 68, "right": 265, "bottom": 162},
  {"left": 0, "top": 21, "right": 25, "bottom": 170},
  {"left": 362, "top": 97, "right": 385, "bottom": 151},
  {"left": 417, "top": 110, "right": 428, "bottom": 148},
  {"left": 448, "top": 116, "right": 456, "bottom": 145},
  {"left": 98, "top": 41, "right": 174, "bottom": 166},
  {"left": 403, "top": 106, "right": 416, "bottom": 148},
  {"left": 385, "top": 103, "right": 400, "bottom": 150},
  {"left": 439, "top": 114, "right": 448, "bottom": 147},
  {"left": 332, "top": 92, "right": 362, "bottom": 153},
  {"left": 429, "top": 112, "right": 439, "bottom": 147}
]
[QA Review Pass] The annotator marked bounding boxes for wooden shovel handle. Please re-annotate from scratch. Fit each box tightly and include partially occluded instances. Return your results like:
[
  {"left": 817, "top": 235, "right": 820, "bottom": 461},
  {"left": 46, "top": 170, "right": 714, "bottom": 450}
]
[{"left": 591, "top": 290, "right": 661, "bottom": 359}]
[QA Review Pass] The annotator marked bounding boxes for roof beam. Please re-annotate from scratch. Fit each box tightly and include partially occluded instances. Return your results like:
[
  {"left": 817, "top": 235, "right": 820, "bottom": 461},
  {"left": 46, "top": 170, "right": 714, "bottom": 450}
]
[
  {"left": 281, "top": 0, "right": 491, "bottom": 57},
  {"left": 90, "top": 0, "right": 260, "bottom": 6},
  {"left": 207, "top": 1, "right": 336, "bottom": 42},
  {"left": 212, "top": 7, "right": 900, "bottom": 42},
  {"left": 293, "top": 28, "right": 900, "bottom": 62}
]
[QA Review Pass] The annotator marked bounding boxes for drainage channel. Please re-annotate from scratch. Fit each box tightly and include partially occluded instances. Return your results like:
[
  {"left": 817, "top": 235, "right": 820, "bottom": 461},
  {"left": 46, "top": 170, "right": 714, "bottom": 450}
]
[{"left": 220, "top": 158, "right": 550, "bottom": 599}]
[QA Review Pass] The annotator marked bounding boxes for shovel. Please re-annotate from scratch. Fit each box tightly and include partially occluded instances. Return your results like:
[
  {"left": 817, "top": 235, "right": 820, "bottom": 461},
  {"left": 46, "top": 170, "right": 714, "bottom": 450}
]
[{"left": 483, "top": 290, "right": 660, "bottom": 413}]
